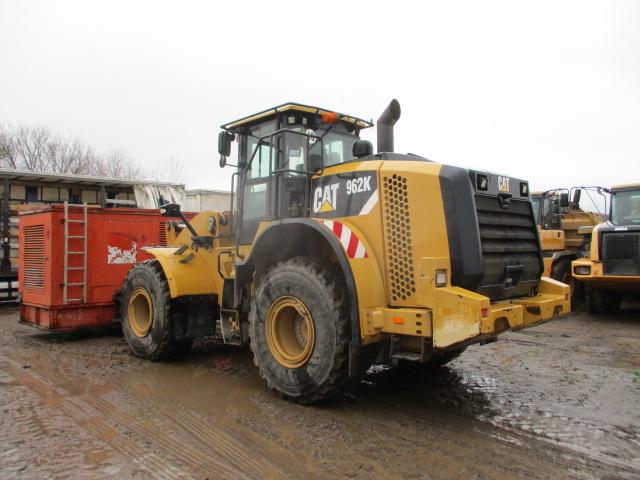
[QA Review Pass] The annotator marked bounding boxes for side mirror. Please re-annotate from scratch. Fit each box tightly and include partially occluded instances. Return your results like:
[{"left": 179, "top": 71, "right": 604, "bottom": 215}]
[
  {"left": 218, "top": 131, "right": 233, "bottom": 157},
  {"left": 218, "top": 131, "right": 233, "bottom": 169},
  {"left": 572, "top": 188, "right": 581, "bottom": 206},
  {"left": 560, "top": 193, "right": 569, "bottom": 208}
]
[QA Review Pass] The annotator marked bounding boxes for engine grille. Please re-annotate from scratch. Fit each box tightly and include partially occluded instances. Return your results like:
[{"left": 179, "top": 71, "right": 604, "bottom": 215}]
[
  {"left": 474, "top": 195, "right": 541, "bottom": 300},
  {"left": 382, "top": 174, "right": 416, "bottom": 302},
  {"left": 602, "top": 232, "right": 640, "bottom": 275},
  {"left": 23, "top": 224, "right": 45, "bottom": 291}
]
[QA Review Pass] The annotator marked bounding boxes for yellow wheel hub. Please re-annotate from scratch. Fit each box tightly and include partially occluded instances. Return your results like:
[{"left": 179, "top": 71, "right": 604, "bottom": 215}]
[
  {"left": 266, "top": 296, "right": 315, "bottom": 368},
  {"left": 128, "top": 287, "right": 153, "bottom": 337}
]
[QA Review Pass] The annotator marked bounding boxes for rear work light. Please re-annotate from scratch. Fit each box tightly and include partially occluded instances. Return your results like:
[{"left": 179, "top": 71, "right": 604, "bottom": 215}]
[
  {"left": 574, "top": 266, "right": 591, "bottom": 275},
  {"left": 476, "top": 174, "right": 488, "bottom": 191},
  {"left": 435, "top": 269, "right": 447, "bottom": 287}
]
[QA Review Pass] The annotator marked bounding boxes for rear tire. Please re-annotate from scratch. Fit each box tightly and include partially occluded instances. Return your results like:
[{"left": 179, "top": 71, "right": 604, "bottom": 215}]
[
  {"left": 586, "top": 287, "right": 621, "bottom": 314},
  {"left": 249, "top": 257, "right": 350, "bottom": 404},
  {"left": 121, "top": 260, "right": 190, "bottom": 360}
]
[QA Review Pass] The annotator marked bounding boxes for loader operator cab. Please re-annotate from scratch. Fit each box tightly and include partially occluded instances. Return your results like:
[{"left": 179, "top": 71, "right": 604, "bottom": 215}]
[{"left": 218, "top": 104, "right": 374, "bottom": 244}]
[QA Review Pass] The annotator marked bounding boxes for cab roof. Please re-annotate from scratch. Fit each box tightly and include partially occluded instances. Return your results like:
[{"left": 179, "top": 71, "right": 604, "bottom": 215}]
[
  {"left": 612, "top": 183, "right": 640, "bottom": 192},
  {"left": 221, "top": 102, "right": 374, "bottom": 131}
]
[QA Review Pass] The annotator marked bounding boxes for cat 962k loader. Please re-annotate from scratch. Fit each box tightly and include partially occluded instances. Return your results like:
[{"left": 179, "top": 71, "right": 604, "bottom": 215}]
[{"left": 119, "top": 100, "right": 570, "bottom": 403}]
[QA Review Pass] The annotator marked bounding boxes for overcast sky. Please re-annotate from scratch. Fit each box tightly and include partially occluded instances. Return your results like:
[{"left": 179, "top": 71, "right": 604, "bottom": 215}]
[{"left": 1, "top": 0, "right": 638, "bottom": 197}]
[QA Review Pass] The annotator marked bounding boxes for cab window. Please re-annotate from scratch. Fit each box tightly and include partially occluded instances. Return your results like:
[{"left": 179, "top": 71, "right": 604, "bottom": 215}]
[
  {"left": 307, "top": 128, "right": 358, "bottom": 167},
  {"left": 611, "top": 190, "right": 640, "bottom": 225},
  {"left": 283, "top": 132, "right": 306, "bottom": 174},
  {"left": 246, "top": 121, "right": 276, "bottom": 179}
]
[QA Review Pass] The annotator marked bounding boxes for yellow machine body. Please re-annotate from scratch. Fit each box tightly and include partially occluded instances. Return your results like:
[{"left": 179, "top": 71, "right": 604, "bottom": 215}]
[{"left": 148, "top": 160, "right": 569, "bottom": 352}]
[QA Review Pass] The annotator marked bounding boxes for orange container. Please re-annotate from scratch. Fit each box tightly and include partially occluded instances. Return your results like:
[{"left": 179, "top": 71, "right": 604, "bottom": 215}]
[{"left": 18, "top": 205, "right": 176, "bottom": 331}]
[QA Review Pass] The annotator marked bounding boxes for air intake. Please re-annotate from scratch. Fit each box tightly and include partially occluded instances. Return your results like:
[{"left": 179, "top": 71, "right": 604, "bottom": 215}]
[{"left": 23, "top": 224, "right": 45, "bottom": 291}]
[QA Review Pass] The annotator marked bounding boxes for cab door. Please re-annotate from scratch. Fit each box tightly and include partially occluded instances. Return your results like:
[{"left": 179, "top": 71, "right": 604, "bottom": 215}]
[
  {"left": 274, "top": 131, "right": 315, "bottom": 220},
  {"left": 239, "top": 122, "right": 276, "bottom": 244}
]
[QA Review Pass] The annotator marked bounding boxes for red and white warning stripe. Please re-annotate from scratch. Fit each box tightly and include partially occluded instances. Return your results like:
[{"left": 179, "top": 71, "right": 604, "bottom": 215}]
[{"left": 319, "top": 220, "right": 368, "bottom": 259}]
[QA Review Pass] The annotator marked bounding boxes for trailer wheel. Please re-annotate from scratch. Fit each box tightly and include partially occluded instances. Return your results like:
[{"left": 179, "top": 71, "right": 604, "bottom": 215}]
[
  {"left": 586, "top": 287, "right": 621, "bottom": 314},
  {"left": 249, "top": 257, "right": 350, "bottom": 403},
  {"left": 121, "top": 260, "right": 177, "bottom": 360}
]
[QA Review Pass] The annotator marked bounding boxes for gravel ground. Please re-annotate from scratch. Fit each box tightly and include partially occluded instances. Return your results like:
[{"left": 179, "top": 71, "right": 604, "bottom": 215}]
[{"left": 1, "top": 305, "right": 638, "bottom": 479}]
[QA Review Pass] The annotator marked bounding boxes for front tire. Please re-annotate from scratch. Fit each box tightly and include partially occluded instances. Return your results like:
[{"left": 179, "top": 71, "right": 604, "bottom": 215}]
[
  {"left": 121, "top": 260, "right": 189, "bottom": 359},
  {"left": 249, "top": 257, "right": 350, "bottom": 403}
]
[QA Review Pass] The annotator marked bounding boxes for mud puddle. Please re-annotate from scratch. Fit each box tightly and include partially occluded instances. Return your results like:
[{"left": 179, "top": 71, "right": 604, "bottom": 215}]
[{"left": 120, "top": 351, "right": 262, "bottom": 418}]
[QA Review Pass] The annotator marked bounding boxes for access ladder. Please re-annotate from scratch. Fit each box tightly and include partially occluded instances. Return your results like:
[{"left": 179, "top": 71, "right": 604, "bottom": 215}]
[{"left": 63, "top": 202, "right": 88, "bottom": 304}]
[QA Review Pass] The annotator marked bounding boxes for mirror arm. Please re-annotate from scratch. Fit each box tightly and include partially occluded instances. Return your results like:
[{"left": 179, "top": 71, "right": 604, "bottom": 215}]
[{"left": 160, "top": 203, "right": 213, "bottom": 248}]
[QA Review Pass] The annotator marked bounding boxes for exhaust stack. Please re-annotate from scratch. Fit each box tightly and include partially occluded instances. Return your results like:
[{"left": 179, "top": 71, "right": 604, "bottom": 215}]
[{"left": 377, "top": 99, "right": 401, "bottom": 153}]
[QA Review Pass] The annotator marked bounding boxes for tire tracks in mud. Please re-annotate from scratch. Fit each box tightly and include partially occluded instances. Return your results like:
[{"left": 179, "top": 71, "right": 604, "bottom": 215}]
[
  {"left": 110, "top": 376, "right": 303, "bottom": 479},
  {"left": 4, "top": 354, "right": 291, "bottom": 480},
  {"left": 1, "top": 359, "right": 187, "bottom": 480}
]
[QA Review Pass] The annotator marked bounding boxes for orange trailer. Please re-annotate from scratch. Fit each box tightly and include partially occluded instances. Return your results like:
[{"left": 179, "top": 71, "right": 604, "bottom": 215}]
[{"left": 19, "top": 205, "right": 179, "bottom": 331}]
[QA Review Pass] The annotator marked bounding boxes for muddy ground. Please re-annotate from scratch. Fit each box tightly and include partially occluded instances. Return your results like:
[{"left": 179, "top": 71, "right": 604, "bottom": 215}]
[{"left": 1, "top": 306, "right": 638, "bottom": 480}]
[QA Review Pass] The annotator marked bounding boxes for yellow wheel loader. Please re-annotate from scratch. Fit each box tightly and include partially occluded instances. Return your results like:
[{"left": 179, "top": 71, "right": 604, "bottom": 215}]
[
  {"left": 119, "top": 100, "right": 570, "bottom": 403},
  {"left": 572, "top": 183, "right": 640, "bottom": 314}
]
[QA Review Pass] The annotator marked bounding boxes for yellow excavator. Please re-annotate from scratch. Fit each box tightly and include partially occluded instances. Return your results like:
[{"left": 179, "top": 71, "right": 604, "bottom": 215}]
[{"left": 119, "top": 100, "right": 569, "bottom": 403}]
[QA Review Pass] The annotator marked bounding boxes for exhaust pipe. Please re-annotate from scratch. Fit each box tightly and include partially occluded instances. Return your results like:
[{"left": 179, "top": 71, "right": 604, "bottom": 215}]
[{"left": 377, "top": 99, "right": 401, "bottom": 153}]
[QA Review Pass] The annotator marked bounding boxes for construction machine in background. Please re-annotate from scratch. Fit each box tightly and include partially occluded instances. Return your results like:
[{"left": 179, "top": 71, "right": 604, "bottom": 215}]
[
  {"left": 531, "top": 188, "right": 604, "bottom": 299},
  {"left": 118, "top": 100, "right": 570, "bottom": 403},
  {"left": 573, "top": 183, "right": 640, "bottom": 313}
]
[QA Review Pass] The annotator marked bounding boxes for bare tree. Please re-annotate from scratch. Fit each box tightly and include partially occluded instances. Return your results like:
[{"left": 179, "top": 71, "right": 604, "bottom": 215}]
[
  {"left": 0, "top": 123, "right": 147, "bottom": 180},
  {"left": 1, "top": 125, "right": 52, "bottom": 172},
  {"left": 164, "top": 155, "right": 185, "bottom": 184},
  {"left": 0, "top": 124, "right": 18, "bottom": 168},
  {"left": 48, "top": 137, "right": 98, "bottom": 174},
  {"left": 93, "top": 149, "right": 146, "bottom": 179},
  {"left": 148, "top": 155, "right": 185, "bottom": 184}
]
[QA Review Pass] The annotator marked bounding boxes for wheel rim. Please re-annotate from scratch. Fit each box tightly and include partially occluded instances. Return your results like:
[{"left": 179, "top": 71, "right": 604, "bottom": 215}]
[
  {"left": 128, "top": 287, "right": 153, "bottom": 337},
  {"left": 265, "top": 296, "right": 315, "bottom": 368}
]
